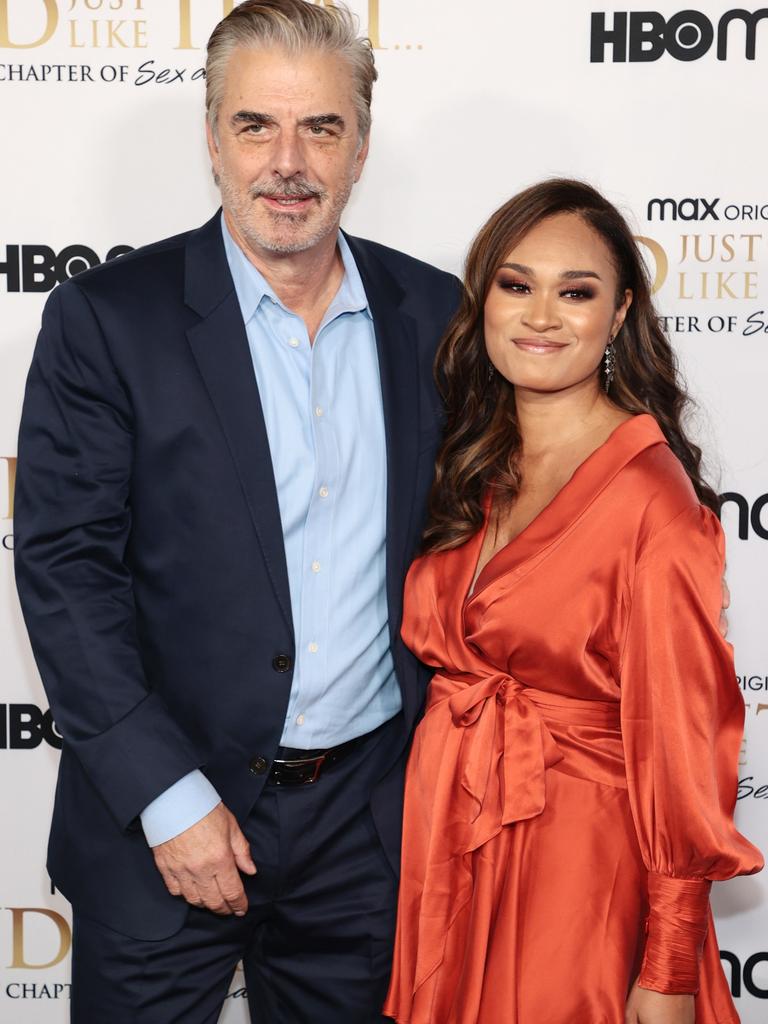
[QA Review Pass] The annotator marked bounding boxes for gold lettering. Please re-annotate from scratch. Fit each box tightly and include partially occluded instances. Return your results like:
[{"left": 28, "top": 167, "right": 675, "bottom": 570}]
[
  {"left": 721, "top": 234, "right": 735, "bottom": 262},
  {"left": 716, "top": 272, "right": 738, "bottom": 300},
  {"left": 0, "top": 0, "right": 58, "bottom": 48},
  {"left": 175, "top": 0, "right": 235, "bottom": 50},
  {"left": 368, "top": 0, "right": 384, "bottom": 48},
  {"left": 1, "top": 457, "right": 16, "bottom": 520},
  {"left": 635, "top": 236, "right": 668, "bottom": 294},
  {"left": 69, "top": 18, "right": 84, "bottom": 46},
  {"left": 675, "top": 271, "right": 757, "bottom": 300},
  {"left": 8, "top": 908, "right": 71, "bottom": 970},
  {"left": 741, "top": 233, "right": 762, "bottom": 262},
  {"left": 692, "top": 235, "right": 716, "bottom": 263},
  {"left": 756, "top": 703, "right": 768, "bottom": 716},
  {"left": 106, "top": 19, "right": 131, "bottom": 46},
  {"left": 739, "top": 737, "right": 747, "bottom": 765},
  {"left": 678, "top": 271, "right": 694, "bottom": 300}
]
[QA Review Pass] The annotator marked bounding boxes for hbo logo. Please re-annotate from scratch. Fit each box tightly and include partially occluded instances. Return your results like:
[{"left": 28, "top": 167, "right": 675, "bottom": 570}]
[
  {"left": 0, "top": 244, "right": 133, "bottom": 293},
  {"left": 0, "top": 704, "right": 62, "bottom": 749}
]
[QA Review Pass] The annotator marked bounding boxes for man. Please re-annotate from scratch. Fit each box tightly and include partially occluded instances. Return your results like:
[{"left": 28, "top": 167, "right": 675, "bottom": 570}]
[{"left": 13, "top": 1, "right": 460, "bottom": 1021}]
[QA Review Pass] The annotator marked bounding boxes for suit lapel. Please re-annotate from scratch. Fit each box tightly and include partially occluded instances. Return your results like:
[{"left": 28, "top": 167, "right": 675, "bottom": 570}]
[
  {"left": 183, "top": 213, "right": 293, "bottom": 632},
  {"left": 346, "top": 235, "right": 421, "bottom": 653},
  {"left": 182, "top": 220, "right": 425, "bottom": 665}
]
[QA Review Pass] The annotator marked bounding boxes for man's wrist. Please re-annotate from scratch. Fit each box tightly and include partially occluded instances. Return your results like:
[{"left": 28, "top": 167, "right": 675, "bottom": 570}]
[{"left": 140, "top": 770, "right": 221, "bottom": 847}]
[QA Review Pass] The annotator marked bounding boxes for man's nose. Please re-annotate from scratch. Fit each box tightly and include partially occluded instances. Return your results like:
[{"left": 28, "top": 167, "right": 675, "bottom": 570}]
[{"left": 271, "top": 129, "right": 306, "bottom": 181}]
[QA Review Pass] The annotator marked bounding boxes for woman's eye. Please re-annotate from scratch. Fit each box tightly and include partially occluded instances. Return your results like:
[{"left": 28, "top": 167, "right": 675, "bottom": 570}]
[{"left": 498, "top": 279, "right": 529, "bottom": 293}]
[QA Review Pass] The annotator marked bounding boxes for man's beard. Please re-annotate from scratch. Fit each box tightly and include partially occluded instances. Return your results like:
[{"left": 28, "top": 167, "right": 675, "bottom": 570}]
[{"left": 218, "top": 169, "right": 355, "bottom": 256}]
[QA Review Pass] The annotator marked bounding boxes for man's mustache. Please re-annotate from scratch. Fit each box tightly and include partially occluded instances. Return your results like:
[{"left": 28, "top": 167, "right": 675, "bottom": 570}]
[{"left": 249, "top": 179, "right": 326, "bottom": 200}]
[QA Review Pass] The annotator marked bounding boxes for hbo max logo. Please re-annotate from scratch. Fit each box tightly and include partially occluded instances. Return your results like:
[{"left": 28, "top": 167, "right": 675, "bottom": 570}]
[
  {"left": 0, "top": 244, "right": 132, "bottom": 293},
  {"left": 591, "top": 9, "right": 768, "bottom": 62}
]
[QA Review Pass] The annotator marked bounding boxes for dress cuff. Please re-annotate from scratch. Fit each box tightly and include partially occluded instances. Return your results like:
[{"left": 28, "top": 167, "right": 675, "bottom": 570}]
[{"left": 638, "top": 873, "right": 711, "bottom": 994}]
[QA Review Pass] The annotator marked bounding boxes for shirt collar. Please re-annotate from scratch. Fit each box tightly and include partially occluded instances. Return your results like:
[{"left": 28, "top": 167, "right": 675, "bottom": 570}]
[{"left": 220, "top": 212, "right": 371, "bottom": 325}]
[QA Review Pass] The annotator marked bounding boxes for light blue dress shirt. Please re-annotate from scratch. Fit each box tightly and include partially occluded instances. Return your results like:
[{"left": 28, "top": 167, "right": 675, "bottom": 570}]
[{"left": 141, "top": 218, "right": 401, "bottom": 846}]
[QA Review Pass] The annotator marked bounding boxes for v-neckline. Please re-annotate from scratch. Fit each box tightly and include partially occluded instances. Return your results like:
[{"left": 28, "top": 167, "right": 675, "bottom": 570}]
[{"left": 464, "top": 414, "right": 666, "bottom": 605}]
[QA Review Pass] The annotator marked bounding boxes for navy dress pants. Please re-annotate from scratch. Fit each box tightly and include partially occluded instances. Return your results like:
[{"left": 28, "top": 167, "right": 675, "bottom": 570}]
[{"left": 70, "top": 721, "right": 401, "bottom": 1024}]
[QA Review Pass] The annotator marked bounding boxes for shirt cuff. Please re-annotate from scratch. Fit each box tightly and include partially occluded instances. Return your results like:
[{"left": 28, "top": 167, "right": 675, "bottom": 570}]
[
  {"left": 638, "top": 873, "right": 712, "bottom": 994},
  {"left": 139, "top": 770, "right": 221, "bottom": 848}
]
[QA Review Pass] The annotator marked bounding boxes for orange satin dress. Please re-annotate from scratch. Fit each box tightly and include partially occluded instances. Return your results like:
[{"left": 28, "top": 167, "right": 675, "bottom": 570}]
[{"left": 383, "top": 415, "right": 763, "bottom": 1024}]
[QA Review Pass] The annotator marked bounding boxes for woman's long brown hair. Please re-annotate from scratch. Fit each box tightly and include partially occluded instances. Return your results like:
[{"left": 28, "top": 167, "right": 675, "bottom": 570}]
[{"left": 422, "top": 178, "right": 719, "bottom": 554}]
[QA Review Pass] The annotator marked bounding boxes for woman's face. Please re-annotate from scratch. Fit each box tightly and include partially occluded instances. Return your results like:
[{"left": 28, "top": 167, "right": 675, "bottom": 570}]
[{"left": 483, "top": 212, "right": 632, "bottom": 396}]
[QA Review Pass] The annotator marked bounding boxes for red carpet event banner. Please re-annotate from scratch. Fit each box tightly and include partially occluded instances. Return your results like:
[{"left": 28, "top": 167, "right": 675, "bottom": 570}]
[{"left": 1, "top": 1, "right": 766, "bottom": 1020}]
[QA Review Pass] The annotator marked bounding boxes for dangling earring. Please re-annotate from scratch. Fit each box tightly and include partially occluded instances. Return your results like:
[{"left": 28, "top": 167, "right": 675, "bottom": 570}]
[
  {"left": 487, "top": 363, "right": 495, "bottom": 382},
  {"left": 603, "top": 336, "right": 615, "bottom": 392}
]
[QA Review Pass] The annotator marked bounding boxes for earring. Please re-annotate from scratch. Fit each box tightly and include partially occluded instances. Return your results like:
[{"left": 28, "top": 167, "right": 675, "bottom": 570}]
[
  {"left": 603, "top": 337, "right": 615, "bottom": 392},
  {"left": 487, "top": 363, "right": 495, "bottom": 382}
]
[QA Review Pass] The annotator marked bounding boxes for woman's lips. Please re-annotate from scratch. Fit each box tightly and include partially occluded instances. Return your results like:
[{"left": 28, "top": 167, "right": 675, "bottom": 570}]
[{"left": 512, "top": 338, "right": 568, "bottom": 354}]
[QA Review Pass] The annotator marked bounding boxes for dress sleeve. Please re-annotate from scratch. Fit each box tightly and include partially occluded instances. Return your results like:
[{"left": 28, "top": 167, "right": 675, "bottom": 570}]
[{"left": 619, "top": 504, "right": 763, "bottom": 994}]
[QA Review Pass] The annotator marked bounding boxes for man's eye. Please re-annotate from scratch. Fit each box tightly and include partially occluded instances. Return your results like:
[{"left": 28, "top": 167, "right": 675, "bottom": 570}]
[{"left": 310, "top": 125, "right": 329, "bottom": 135}]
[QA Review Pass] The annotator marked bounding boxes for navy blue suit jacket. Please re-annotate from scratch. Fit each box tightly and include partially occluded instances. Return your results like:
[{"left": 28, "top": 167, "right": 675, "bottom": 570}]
[{"left": 14, "top": 212, "right": 461, "bottom": 939}]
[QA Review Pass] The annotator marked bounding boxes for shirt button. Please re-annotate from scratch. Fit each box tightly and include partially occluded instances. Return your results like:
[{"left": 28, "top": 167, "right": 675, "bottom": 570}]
[
  {"left": 315, "top": 406, "right": 324, "bottom": 418},
  {"left": 288, "top": 337, "right": 300, "bottom": 348},
  {"left": 296, "top": 714, "right": 305, "bottom": 726},
  {"left": 249, "top": 756, "right": 268, "bottom": 775},
  {"left": 272, "top": 654, "right": 292, "bottom": 673},
  {"left": 311, "top": 560, "right": 321, "bottom": 573},
  {"left": 319, "top": 486, "right": 329, "bottom": 498},
  {"left": 308, "top": 642, "right": 318, "bottom": 654}
]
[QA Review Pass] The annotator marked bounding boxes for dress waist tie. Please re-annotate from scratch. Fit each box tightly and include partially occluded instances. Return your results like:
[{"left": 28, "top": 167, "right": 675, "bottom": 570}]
[
  {"left": 442, "top": 672, "right": 564, "bottom": 853},
  {"left": 408, "top": 671, "right": 565, "bottom": 992}
]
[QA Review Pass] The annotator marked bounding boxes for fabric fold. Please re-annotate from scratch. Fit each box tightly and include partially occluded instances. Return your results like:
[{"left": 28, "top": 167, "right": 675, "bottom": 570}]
[{"left": 639, "top": 873, "right": 712, "bottom": 994}]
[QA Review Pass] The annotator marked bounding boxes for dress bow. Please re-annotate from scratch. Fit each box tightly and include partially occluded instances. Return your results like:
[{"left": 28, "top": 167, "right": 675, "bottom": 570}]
[{"left": 446, "top": 672, "right": 563, "bottom": 852}]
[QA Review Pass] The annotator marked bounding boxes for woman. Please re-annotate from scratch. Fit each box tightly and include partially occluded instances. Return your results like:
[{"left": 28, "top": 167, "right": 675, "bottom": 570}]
[{"left": 383, "top": 180, "right": 762, "bottom": 1024}]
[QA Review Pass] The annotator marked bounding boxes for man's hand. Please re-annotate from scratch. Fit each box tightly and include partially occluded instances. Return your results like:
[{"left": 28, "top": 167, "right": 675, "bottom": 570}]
[
  {"left": 719, "top": 575, "right": 730, "bottom": 639},
  {"left": 152, "top": 803, "right": 257, "bottom": 916},
  {"left": 625, "top": 981, "right": 695, "bottom": 1024}
]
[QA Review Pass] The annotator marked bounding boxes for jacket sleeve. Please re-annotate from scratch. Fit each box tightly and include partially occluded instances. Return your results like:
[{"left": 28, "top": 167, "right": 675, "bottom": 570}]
[
  {"left": 619, "top": 504, "right": 763, "bottom": 994},
  {"left": 14, "top": 281, "right": 203, "bottom": 832}
]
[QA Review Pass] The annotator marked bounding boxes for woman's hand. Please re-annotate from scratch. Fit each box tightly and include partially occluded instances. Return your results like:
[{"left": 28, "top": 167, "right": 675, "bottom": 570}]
[{"left": 625, "top": 980, "right": 695, "bottom": 1023}]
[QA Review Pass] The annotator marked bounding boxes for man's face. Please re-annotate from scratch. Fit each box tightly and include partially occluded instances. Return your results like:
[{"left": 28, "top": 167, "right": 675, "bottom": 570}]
[{"left": 207, "top": 46, "right": 369, "bottom": 259}]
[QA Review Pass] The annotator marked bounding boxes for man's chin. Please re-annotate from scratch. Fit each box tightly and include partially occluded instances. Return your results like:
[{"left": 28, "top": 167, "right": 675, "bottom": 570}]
[{"left": 241, "top": 221, "right": 333, "bottom": 258}]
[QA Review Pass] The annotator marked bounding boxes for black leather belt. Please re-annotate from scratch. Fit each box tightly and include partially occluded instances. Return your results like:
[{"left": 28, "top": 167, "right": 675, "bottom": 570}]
[{"left": 267, "top": 735, "right": 362, "bottom": 786}]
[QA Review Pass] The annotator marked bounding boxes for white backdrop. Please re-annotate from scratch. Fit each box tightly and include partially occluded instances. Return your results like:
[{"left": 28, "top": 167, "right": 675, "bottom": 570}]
[{"left": 1, "top": 1, "right": 767, "bottom": 1020}]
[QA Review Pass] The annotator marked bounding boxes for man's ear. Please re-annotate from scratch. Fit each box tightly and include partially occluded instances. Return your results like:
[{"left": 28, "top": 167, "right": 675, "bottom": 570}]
[
  {"left": 205, "top": 118, "right": 221, "bottom": 181},
  {"left": 354, "top": 133, "right": 370, "bottom": 183}
]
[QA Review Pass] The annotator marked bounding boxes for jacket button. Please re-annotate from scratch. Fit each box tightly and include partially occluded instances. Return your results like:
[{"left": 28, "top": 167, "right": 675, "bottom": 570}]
[
  {"left": 272, "top": 654, "right": 292, "bottom": 673},
  {"left": 249, "top": 756, "right": 268, "bottom": 775}
]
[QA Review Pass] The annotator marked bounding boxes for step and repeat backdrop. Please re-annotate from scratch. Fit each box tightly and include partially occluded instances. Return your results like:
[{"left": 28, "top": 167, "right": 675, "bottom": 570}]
[{"left": 1, "top": 1, "right": 767, "bottom": 1021}]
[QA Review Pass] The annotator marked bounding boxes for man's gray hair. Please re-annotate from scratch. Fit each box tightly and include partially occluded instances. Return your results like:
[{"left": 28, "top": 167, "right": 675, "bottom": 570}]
[{"left": 206, "top": 0, "right": 377, "bottom": 142}]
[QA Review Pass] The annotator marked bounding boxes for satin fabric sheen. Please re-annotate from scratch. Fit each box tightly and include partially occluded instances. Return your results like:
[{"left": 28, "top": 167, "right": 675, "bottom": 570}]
[{"left": 383, "top": 415, "right": 763, "bottom": 1024}]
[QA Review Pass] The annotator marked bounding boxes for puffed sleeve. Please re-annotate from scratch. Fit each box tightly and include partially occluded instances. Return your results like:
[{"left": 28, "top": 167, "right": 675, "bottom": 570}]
[{"left": 619, "top": 504, "right": 763, "bottom": 994}]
